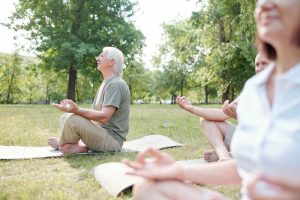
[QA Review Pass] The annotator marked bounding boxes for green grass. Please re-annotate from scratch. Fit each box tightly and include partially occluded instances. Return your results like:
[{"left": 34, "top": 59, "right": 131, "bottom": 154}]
[{"left": 0, "top": 104, "right": 240, "bottom": 200}]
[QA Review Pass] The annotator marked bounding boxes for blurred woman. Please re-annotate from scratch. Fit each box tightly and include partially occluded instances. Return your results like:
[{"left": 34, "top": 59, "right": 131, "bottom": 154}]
[{"left": 123, "top": 0, "right": 300, "bottom": 199}]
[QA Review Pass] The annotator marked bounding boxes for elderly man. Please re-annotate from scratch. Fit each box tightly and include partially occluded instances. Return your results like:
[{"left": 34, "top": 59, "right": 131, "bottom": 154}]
[
  {"left": 48, "top": 47, "right": 130, "bottom": 154},
  {"left": 176, "top": 52, "right": 271, "bottom": 162}
]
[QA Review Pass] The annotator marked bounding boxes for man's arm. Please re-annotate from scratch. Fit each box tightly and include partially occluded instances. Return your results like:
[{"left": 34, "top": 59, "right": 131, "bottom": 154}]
[
  {"left": 222, "top": 97, "right": 239, "bottom": 120},
  {"left": 187, "top": 106, "right": 230, "bottom": 121},
  {"left": 74, "top": 106, "right": 116, "bottom": 124},
  {"left": 52, "top": 99, "right": 116, "bottom": 124},
  {"left": 176, "top": 96, "right": 230, "bottom": 121}
]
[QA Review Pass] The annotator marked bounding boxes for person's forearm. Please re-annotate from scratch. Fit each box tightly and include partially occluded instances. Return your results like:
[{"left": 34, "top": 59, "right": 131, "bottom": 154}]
[
  {"left": 74, "top": 108, "right": 109, "bottom": 123},
  {"left": 180, "top": 159, "right": 242, "bottom": 185},
  {"left": 188, "top": 107, "right": 230, "bottom": 121}
]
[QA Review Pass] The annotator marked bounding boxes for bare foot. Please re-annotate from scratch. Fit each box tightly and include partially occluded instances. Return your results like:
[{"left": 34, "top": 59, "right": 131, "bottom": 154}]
[
  {"left": 48, "top": 137, "right": 60, "bottom": 150},
  {"left": 203, "top": 150, "right": 219, "bottom": 162},
  {"left": 59, "top": 143, "right": 89, "bottom": 154},
  {"left": 203, "top": 150, "right": 232, "bottom": 162}
]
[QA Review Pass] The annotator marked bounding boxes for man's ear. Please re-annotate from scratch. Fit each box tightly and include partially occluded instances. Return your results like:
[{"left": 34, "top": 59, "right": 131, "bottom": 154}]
[{"left": 110, "top": 59, "right": 115, "bottom": 66}]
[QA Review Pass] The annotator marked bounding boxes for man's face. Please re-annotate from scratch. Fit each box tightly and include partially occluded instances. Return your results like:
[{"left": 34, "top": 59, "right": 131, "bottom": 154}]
[
  {"left": 255, "top": 53, "right": 270, "bottom": 74},
  {"left": 96, "top": 51, "right": 111, "bottom": 71}
]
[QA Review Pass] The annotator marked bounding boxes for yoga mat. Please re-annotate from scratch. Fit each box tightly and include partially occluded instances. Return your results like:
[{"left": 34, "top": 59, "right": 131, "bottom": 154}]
[
  {"left": 93, "top": 158, "right": 206, "bottom": 196},
  {"left": 0, "top": 134, "right": 183, "bottom": 159},
  {"left": 0, "top": 146, "right": 63, "bottom": 159}
]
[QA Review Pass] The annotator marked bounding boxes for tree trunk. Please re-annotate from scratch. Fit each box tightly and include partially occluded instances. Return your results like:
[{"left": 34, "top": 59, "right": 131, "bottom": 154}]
[
  {"left": 67, "top": 66, "right": 77, "bottom": 101},
  {"left": 218, "top": 19, "right": 226, "bottom": 43},
  {"left": 221, "top": 86, "right": 230, "bottom": 104},
  {"left": 6, "top": 73, "right": 15, "bottom": 104},
  {"left": 171, "top": 94, "right": 177, "bottom": 104},
  {"left": 76, "top": 83, "right": 80, "bottom": 102},
  {"left": 231, "top": 87, "right": 235, "bottom": 102},
  {"left": 45, "top": 83, "right": 49, "bottom": 104},
  {"left": 204, "top": 85, "right": 209, "bottom": 104},
  {"left": 180, "top": 77, "right": 185, "bottom": 97},
  {"left": 128, "top": 76, "right": 133, "bottom": 104},
  {"left": 6, "top": 85, "right": 11, "bottom": 104}
]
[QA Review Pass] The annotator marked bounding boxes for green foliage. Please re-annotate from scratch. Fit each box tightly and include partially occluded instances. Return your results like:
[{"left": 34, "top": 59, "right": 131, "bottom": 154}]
[
  {"left": 151, "top": 0, "right": 257, "bottom": 103},
  {"left": 152, "top": 20, "right": 202, "bottom": 101},
  {"left": 0, "top": 53, "right": 67, "bottom": 104},
  {"left": 0, "top": 53, "right": 22, "bottom": 103},
  {"left": 8, "top": 0, "right": 145, "bottom": 100},
  {"left": 1, "top": 1, "right": 259, "bottom": 104},
  {"left": 123, "top": 59, "right": 154, "bottom": 103},
  {"left": 191, "top": 0, "right": 257, "bottom": 101}
]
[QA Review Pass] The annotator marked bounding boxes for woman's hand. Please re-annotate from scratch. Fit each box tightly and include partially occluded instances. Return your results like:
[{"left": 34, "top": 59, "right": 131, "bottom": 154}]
[
  {"left": 247, "top": 174, "right": 300, "bottom": 200},
  {"left": 122, "top": 147, "right": 183, "bottom": 181}
]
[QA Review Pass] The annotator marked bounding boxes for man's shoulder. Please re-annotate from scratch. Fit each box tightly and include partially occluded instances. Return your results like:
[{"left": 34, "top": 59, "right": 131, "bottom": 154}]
[
  {"left": 107, "top": 76, "right": 129, "bottom": 92},
  {"left": 109, "top": 76, "right": 126, "bottom": 84}
]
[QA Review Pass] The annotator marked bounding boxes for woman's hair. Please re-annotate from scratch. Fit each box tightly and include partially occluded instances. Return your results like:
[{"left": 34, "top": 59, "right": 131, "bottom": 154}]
[
  {"left": 256, "top": 24, "right": 300, "bottom": 60},
  {"left": 256, "top": 33, "right": 277, "bottom": 60},
  {"left": 292, "top": 25, "right": 300, "bottom": 47},
  {"left": 103, "top": 46, "right": 125, "bottom": 76}
]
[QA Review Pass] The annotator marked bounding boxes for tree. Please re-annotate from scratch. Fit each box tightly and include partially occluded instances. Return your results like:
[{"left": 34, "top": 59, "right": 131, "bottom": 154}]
[
  {"left": 8, "top": 0, "right": 144, "bottom": 101},
  {"left": 152, "top": 20, "right": 201, "bottom": 103},
  {"left": 123, "top": 59, "right": 152, "bottom": 103},
  {"left": 190, "top": 0, "right": 256, "bottom": 102},
  {"left": 0, "top": 53, "right": 22, "bottom": 104}
]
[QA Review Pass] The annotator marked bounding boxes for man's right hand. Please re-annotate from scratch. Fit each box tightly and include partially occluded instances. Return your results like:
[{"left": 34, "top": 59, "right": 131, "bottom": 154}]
[
  {"left": 222, "top": 99, "right": 238, "bottom": 119},
  {"left": 52, "top": 99, "right": 79, "bottom": 113},
  {"left": 176, "top": 96, "right": 193, "bottom": 112}
]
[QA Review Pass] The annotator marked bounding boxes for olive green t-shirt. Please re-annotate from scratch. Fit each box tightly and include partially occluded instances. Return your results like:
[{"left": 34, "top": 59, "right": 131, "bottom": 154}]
[{"left": 92, "top": 75, "right": 130, "bottom": 145}]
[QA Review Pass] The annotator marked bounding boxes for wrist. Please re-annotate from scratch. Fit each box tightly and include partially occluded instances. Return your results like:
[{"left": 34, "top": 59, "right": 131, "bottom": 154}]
[
  {"left": 185, "top": 106, "right": 194, "bottom": 113},
  {"left": 177, "top": 163, "right": 186, "bottom": 181},
  {"left": 73, "top": 107, "right": 81, "bottom": 115}
]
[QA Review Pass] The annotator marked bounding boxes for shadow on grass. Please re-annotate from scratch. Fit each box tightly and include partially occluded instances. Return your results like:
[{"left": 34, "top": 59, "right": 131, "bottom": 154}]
[{"left": 62, "top": 151, "right": 137, "bottom": 169}]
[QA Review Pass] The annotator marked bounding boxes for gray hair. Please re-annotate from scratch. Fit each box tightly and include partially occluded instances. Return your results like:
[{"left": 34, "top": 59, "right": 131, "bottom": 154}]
[{"left": 103, "top": 47, "right": 124, "bottom": 76}]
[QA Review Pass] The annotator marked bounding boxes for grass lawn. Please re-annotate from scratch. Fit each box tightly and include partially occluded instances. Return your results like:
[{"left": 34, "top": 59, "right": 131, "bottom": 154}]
[{"left": 0, "top": 104, "right": 240, "bottom": 200}]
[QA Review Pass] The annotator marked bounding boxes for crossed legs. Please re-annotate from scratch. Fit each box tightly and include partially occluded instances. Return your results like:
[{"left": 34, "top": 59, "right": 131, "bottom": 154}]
[
  {"left": 133, "top": 180, "right": 224, "bottom": 200},
  {"left": 48, "top": 113, "right": 121, "bottom": 154},
  {"left": 200, "top": 118, "right": 234, "bottom": 162}
]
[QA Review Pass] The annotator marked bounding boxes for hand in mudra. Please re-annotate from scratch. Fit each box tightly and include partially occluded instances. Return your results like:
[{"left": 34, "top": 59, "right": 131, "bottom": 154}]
[{"left": 52, "top": 99, "right": 79, "bottom": 113}]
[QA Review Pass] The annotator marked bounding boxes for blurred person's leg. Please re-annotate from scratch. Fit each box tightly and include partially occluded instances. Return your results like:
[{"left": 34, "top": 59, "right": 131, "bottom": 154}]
[
  {"left": 133, "top": 180, "right": 225, "bottom": 200},
  {"left": 200, "top": 118, "right": 232, "bottom": 162}
]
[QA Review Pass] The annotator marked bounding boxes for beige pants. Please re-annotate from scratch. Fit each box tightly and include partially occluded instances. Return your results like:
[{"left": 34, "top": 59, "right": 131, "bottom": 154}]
[{"left": 59, "top": 113, "right": 121, "bottom": 152}]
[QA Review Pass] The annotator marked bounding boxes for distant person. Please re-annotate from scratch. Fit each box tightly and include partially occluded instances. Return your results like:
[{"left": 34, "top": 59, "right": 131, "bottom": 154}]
[
  {"left": 123, "top": 0, "right": 300, "bottom": 199},
  {"left": 48, "top": 47, "right": 130, "bottom": 154},
  {"left": 176, "top": 52, "right": 271, "bottom": 162}
]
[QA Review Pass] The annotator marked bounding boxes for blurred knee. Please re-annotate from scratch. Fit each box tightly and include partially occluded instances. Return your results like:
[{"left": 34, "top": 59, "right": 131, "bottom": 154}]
[
  {"left": 133, "top": 180, "right": 177, "bottom": 200},
  {"left": 60, "top": 113, "right": 71, "bottom": 130},
  {"left": 200, "top": 117, "right": 212, "bottom": 129},
  {"left": 133, "top": 180, "right": 154, "bottom": 200}
]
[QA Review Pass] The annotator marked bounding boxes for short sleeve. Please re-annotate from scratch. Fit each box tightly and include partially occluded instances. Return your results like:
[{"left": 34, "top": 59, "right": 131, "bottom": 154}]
[{"left": 102, "top": 82, "right": 123, "bottom": 109}]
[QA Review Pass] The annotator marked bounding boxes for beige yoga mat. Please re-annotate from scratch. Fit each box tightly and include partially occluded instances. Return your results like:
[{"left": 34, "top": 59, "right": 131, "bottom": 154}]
[
  {"left": 93, "top": 158, "right": 206, "bottom": 197},
  {"left": 0, "top": 134, "right": 183, "bottom": 159}
]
